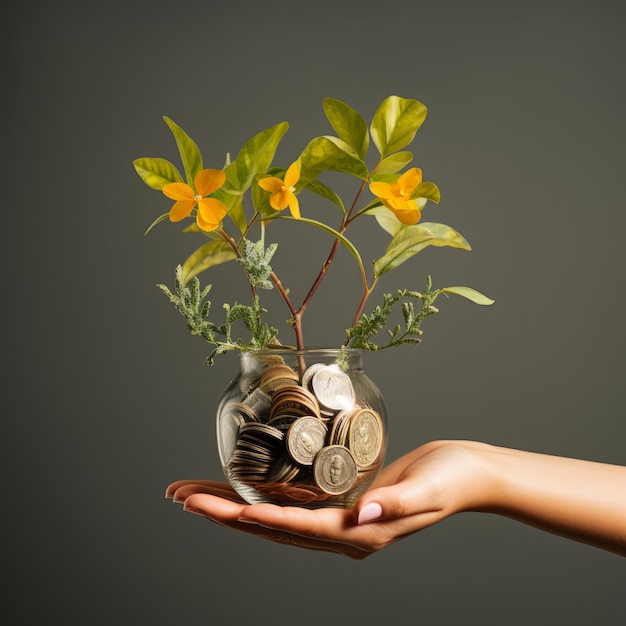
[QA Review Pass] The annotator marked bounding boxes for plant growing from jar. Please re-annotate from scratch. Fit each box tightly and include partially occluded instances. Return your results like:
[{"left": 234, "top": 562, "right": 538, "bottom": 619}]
[{"left": 133, "top": 95, "right": 494, "bottom": 363}]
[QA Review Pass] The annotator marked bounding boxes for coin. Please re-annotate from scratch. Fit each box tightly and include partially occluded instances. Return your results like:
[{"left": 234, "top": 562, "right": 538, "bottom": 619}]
[
  {"left": 258, "top": 364, "right": 299, "bottom": 394},
  {"left": 348, "top": 408, "right": 384, "bottom": 468},
  {"left": 270, "top": 385, "right": 321, "bottom": 420},
  {"left": 300, "top": 362, "right": 325, "bottom": 391},
  {"left": 311, "top": 366, "right": 356, "bottom": 411},
  {"left": 228, "top": 422, "right": 286, "bottom": 484},
  {"left": 226, "top": 401, "right": 260, "bottom": 423},
  {"left": 328, "top": 408, "right": 353, "bottom": 446},
  {"left": 287, "top": 416, "right": 328, "bottom": 465},
  {"left": 313, "top": 445, "right": 358, "bottom": 495}
]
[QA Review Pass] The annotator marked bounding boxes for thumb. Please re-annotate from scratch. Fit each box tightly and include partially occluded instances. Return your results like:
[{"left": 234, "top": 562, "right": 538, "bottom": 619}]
[{"left": 353, "top": 479, "right": 437, "bottom": 526}]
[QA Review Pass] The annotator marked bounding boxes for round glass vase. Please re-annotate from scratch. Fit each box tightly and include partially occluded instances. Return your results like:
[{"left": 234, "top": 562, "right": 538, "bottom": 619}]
[{"left": 216, "top": 348, "right": 388, "bottom": 509}]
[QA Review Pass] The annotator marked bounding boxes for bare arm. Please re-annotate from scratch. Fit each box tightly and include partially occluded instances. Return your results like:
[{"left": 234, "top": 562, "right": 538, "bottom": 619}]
[
  {"left": 167, "top": 440, "right": 626, "bottom": 559},
  {"left": 480, "top": 444, "right": 626, "bottom": 555}
]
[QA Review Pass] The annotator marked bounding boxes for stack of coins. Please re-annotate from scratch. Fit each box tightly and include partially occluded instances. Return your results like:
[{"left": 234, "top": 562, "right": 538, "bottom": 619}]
[{"left": 224, "top": 358, "right": 384, "bottom": 504}]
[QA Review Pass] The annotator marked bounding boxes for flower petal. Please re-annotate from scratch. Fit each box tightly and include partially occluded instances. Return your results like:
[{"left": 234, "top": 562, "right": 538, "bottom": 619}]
[
  {"left": 169, "top": 199, "right": 195, "bottom": 222},
  {"left": 163, "top": 182, "right": 195, "bottom": 201},
  {"left": 269, "top": 190, "right": 289, "bottom": 211},
  {"left": 398, "top": 167, "right": 422, "bottom": 193},
  {"left": 369, "top": 181, "right": 395, "bottom": 199},
  {"left": 284, "top": 161, "right": 301, "bottom": 187},
  {"left": 196, "top": 214, "right": 219, "bottom": 231},
  {"left": 287, "top": 192, "right": 300, "bottom": 219},
  {"left": 198, "top": 197, "right": 228, "bottom": 221},
  {"left": 195, "top": 168, "right": 226, "bottom": 196},
  {"left": 391, "top": 206, "right": 421, "bottom": 225},
  {"left": 258, "top": 176, "right": 283, "bottom": 193},
  {"left": 385, "top": 196, "right": 414, "bottom": 211}
]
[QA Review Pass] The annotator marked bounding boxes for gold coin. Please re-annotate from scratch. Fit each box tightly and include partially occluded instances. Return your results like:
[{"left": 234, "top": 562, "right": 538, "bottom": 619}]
[
  {"left": 348, "top": 408, "right": 384, "bottom": 468},
  {"left": 313, "top": 445, "right": 357, "bottom": 495}
]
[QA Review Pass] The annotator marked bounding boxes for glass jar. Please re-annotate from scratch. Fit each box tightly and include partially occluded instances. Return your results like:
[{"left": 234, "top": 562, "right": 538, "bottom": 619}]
[{"left": 216, "top": 348, "right": 388, "bottom": 509}]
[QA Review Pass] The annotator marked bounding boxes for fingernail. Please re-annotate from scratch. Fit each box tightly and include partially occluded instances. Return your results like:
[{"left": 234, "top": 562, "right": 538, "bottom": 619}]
[
  {"left": 182, "top": 504, "right": 206, "bottom": 517},
  {"left": 357, "top": 502, "right": 383, "bottom": 524},
  {"left": 236, "top": 515, "right": 257, "bottom": 524}
]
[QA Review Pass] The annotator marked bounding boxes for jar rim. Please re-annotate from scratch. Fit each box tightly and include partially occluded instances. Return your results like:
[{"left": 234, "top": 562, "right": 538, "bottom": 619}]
[{"left": 243, "top": 346, "right": 363, "bottom": 356}]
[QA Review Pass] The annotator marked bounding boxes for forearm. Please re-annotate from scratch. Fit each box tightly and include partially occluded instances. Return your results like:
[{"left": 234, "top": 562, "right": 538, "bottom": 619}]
[{"left": 478, "top": 444, "right": 626, "bottom": 556}]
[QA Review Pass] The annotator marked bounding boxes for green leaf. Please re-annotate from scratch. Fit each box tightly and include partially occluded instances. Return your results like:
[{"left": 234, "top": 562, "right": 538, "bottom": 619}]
[
  {"left": 182, "top": 222, "right": 222, "bottom": 239},
  {"left": 216, "top": 122, "right": 289, "bottom": 213},
  {"left": 228, "top": 199, "right": 248, "bottom": 234},
  {"left": 370, "top": 96, "right": 427, "bottom": 157},
  {"left": 443, "top": 286, "right": 495, "bottom": 305},
  {"left": 228, "top": 122, "right": 289, "bottom": 193},
  {"left": 298, "top": 136, "right": 369, "bottom": 186},
  {"left": 268, "top": 215, "right": 365, "bottom": 278},
  {"left": 163, "top": 116, "right": 203, "bottom": 186},
  {"left": 181, "top": 240, "right": 237, "bottom": 285},
  {"left": 323, "top": 98, "right": 369, "bottom": 160},
  {"left": 368, "top": 206, "right": 403, "bottom": 237},
  {"left": 374, "top": 222, "right": 471, "bottom": 276},
  {"left": 360, "top": 198, "right": 385, "bottom": 214},
  {"left": 302, "top": 178, "right": 346, "bottom": 213},
  {"left": 144, "top": 212, "right": 170, "bottom": 235},
  {"left": 133, "top": 157, "right": 183, "bottom": 190},
  {"left": 366, "top": 203, "right": 426, "bottom": 237},
  {"left": 411, "top": 181, "right": 441, "bottom": 203},
  {"left": 374, "top": 151, "right": 413, "bottom": 175}
]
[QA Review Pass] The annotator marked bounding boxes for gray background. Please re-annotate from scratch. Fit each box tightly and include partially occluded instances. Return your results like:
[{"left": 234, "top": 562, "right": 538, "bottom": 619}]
[{"left": 6, "top": 1, "right": 625, "bottom": 624}]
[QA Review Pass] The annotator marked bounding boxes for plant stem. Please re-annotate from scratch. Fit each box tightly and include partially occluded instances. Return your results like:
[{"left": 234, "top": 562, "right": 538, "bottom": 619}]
[
  {"left": 269, "top": 271, "right": 303, "bottom": 349},
  {"left": 240, "top": 211, "right": 260, "bottom": 244},
  {"left": 351, "top": 276, "right": 379, "bottom": 327},
  {"left": 219, "top": 229, "right": 258, "bottom": 301},
  {"left": 297, "top": 180, "right": 368, "bottom": 326}
]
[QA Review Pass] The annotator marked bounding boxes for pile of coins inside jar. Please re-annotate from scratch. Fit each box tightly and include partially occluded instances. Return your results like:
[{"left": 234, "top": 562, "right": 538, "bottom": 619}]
[{"left": 222, "top": 356, "right": 385, "bottom": 505}]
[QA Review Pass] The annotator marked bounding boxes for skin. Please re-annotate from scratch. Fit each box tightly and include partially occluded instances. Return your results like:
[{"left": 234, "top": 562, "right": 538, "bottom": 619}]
[{"left": 166, "top": 440, "right": 626, "bottom": 560}]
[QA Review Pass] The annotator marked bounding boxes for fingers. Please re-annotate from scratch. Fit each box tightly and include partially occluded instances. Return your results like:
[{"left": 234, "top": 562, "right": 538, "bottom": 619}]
[
  {"left": 167, "top": 480, "right": 244, "bottom": 504},
  {"left": 353, "top": 482, "right": 445, "bottom": 533},
  {"left": 176, "top": 492, "right": 372, "bottom": 559},
  {"left": 165, "top": 479, "right": 236, "bottom": 499},
  {"left": 164, "top": 440, "right": 481, "bottom": 559}
]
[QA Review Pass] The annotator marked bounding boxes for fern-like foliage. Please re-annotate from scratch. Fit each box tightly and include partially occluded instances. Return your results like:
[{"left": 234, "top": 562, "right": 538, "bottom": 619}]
[
  {"left": 157, "top": 265, "right": 280, "bottom": 364},
  {"left": 343, "top": 277, "right": 442, "bottom": 350},
  {"left": 236, "top": 238, "right": 278, "bottom": 290}
]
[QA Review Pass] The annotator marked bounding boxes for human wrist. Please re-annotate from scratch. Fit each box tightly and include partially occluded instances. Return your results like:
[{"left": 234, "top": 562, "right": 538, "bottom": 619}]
[{"left": 456, "top": 441, "right": 514, "bottom": 514}]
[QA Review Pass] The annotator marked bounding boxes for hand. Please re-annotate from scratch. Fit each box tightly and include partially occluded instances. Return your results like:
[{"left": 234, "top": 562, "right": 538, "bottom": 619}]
[{"left": 166, "top": 440, "right": 492, "bottom": 559}]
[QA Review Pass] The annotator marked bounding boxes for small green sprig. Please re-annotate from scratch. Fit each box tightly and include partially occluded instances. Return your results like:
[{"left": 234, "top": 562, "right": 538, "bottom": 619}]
[
  {"left": 343, "top": 277, "right": 443, "bottom": 351},
  {"left": 157, "top": 265, "right": 279, "bottom": 364},
  {"left": 236, "top": 239, "right": 277, "bottom": 290}
]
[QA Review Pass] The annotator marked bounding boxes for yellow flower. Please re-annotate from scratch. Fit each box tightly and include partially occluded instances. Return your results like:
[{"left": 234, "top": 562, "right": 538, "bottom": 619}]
[
  {"left": 162, "top": 168, "right": 228, "bottom": 232},
  {"left": 257, "top": 161, "right": 301, "bottom": 218},
  {"left": 369, "top": 167, "right": 423, "bottom": 225}
]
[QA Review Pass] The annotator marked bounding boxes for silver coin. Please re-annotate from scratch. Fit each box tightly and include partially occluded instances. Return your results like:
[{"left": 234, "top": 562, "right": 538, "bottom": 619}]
[
  {"left": 313, "top": 445, "right": 358, "bottom": 495},
  {"left": 300, "top": 362, "right": 326, "bottom": 390},
  {"left": 348, "top": 408, "right": 383, "bottom": 468},
  {"left": 287, "top": 416, "right": 328, "bottom": 466},
  {"left": 311, "top": 366, "right": 355, "bottom": 411}
]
